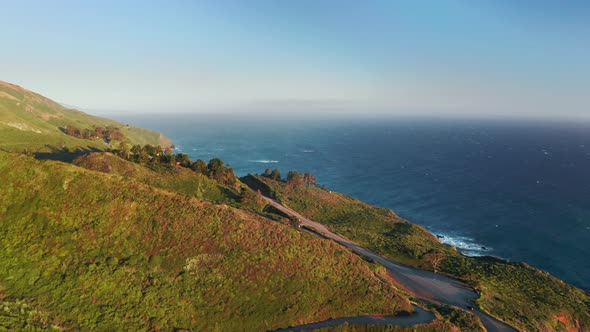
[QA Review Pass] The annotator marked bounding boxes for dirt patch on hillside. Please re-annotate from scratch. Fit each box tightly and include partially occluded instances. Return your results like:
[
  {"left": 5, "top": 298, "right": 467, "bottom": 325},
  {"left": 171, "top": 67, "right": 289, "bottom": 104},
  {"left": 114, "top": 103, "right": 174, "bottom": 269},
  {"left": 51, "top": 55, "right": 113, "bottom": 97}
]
[
  {"left": 41, "top": 112, "right": 63, "bottom": 121},
  {"left": 2, "top": 122, "right": 42, "bottom": 133},
  {"left": 553, "top": 314, "right": 581, "bottom": 332},
  {"left": 0, "top": 91, "right": 18, "bottom": 101}
]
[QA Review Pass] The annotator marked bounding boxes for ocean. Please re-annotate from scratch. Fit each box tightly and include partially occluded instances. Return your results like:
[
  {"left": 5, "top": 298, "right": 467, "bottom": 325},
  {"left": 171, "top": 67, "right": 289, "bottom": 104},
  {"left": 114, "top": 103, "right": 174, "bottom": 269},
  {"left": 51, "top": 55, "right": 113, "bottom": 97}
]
[{"left": 113, "top": 113, "right": 590, "bottom": 291}]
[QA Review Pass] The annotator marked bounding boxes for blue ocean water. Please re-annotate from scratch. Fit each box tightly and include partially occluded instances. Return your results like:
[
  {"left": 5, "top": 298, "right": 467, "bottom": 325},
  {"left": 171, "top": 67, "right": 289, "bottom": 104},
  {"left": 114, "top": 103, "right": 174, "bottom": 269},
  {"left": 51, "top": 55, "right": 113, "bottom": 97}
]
[{"left": 114, "top": 113, "right": 590, "bottom": 291}]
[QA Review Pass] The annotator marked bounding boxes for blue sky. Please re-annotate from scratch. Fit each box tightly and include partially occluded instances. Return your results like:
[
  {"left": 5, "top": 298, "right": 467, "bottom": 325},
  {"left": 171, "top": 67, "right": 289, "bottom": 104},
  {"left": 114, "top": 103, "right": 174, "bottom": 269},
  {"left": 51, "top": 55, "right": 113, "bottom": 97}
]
[{"left": 1, "top": 0, "right": 589, "bottom": 118}]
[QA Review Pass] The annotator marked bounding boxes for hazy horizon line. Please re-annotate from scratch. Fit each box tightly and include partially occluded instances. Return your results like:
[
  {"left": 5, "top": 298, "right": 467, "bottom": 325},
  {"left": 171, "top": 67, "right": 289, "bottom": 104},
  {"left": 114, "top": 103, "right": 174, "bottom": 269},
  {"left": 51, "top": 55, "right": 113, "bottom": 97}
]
[
  {"left": 89, "top": 106, "right": 590, "bottom": 126},
  {"left": 64, "top": 99, "right": 585, "bottom": 123}
]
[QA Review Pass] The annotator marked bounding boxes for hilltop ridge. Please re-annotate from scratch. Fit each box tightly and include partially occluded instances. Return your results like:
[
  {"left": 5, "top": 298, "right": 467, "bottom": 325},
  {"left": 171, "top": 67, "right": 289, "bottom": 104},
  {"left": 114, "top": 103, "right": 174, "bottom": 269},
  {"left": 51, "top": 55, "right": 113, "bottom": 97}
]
[{"left": 0, "top": 80, "right": 172, "bottom": 153}]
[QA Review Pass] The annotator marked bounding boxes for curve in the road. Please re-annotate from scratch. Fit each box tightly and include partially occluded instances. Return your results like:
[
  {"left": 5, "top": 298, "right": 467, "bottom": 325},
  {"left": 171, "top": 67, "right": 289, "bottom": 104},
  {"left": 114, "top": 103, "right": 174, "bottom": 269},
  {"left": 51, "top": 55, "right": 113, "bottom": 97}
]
[{"left": 264, "top": 197, "right": 517, "bottom": 332}]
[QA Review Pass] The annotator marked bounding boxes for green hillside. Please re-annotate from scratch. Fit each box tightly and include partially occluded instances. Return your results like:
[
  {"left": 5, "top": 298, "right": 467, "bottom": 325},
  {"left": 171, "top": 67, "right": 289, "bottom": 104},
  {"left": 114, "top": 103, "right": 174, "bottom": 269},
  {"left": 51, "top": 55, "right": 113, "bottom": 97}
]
[
  {"left": 248, "top": 174, "right": 590, "bottom": 332},
  {"left": 50, "top": 153, "right": 475, "bottom": 331},
  {"left": 242, "top": 174, "right": 450, "bottom": 267},
  {"left": 73, "top": 152, "right": 235, "bottom": 204},
  {"left": 0, "top": 151, "right": 417, "bottom": 331},
  {"left": 0, "top": 81, "right": 169, "bottom": 153}
]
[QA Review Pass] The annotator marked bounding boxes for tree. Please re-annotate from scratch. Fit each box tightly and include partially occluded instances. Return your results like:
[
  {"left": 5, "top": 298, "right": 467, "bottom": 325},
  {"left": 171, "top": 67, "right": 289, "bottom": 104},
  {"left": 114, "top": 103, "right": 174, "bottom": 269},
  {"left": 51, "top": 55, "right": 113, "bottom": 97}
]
[
  {"left": 118, "top": 141, "right": 132, "bottom": 159},
  {"left": 160, "top": 153, "right": 176, "bottom": 166},
  {"left": 130, "top": 145, "right": 140, "bottom": 152},
  {"left": 287, "top": 171, "right": 304, "bottom": 187},
  {"left": 223, "top": 165, "right": 238, "bottom": 187},
  {"left": 65, "top": 125, "right": 82, "bottom": 138},
  {"left": 94, "top": 126, "right": 103, "bottom": 138},
  {"left": 264, "top": 168, "right": 272, "bottom": 177},
  {"left": 270, "top": 168, "right": 281, "bottom": 181},
  {"left": 208, "top": 158, "right": 238, "bottom": 186},
  {"left": 143, "top": 145, "right": 162, "bottom": 158},
  {"left": 138, "top": 150, "right": 151, "bottom": 164},
  {"left": 303, "top": 173, "right": 317, "bottom": 186},
  {"left": 424, "top": 250, "right": 445, "bottom": 273},
  {"left": 207, "top": 158, "right": 225, "bottom": 180},
  {"left": 176, "top": 153, "right": 191, "bottom": 167},
  {"left": 130, "top": 145, "right": 150, "bottom": 163},
  {"left": 190, "top": 160, "right": 207, "bottom": 174},
  {"left": 82, "top": 128, "right": 93, "bottom": 139}
]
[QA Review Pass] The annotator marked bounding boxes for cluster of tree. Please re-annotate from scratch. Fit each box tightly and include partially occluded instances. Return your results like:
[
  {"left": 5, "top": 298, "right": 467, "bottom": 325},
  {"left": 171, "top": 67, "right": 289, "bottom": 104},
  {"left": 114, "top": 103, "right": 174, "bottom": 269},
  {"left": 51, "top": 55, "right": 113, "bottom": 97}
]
[
  {"left": 262, "top": 168, "right": 318, "bottom": 188},
  {"left": 286, "top": 171, "right": 316, "bottom": 188},
  {"left": 262, "top": 168, "right": 282, "bottom": 181},
  {"left": 117, "top": 144, "right": 237, "bottom": 186},
  {"left": 64, "top": 125, "right": 124, "bottom": 143},
  {"left": 206, "top": 158, "right": 237, "bottom": 186}
]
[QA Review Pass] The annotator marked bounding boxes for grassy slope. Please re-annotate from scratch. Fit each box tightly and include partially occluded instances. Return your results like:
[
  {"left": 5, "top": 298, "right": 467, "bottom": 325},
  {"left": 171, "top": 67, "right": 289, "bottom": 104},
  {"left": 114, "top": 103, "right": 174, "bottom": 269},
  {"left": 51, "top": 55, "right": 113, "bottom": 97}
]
[
  {"left": 73, "top": 153, "right": 309, "bottom": 228},
  {"left": 245, "top": 175, "right": 452, "bottom": 267},
  {"left": 73, "top": 152, "right": 234, "bottom": 204},
  {"left": 0, "top": 151, "right": 415, "bottom": 331},
  {"left": 76, "top": 156, "right": 488, "bottom": 331},
  {"left": 0, "top": 81, "right": 166, "bottom": 152},
  {"left": 252, "top": 176, "right": 590, "bottom": 332}
]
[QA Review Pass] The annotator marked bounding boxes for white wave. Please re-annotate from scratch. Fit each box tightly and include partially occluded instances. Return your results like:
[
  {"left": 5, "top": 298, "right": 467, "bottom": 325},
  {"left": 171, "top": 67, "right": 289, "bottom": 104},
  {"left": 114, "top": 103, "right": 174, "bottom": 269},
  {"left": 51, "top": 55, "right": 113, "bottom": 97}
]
[
  {"left": 248, "top": 160, "right": 279, "bottom": 164},
  {"left": 301, "top": 149, "right": 315, "bottom": 153},
  {"left": 436, "top": 233, "right": 489, "bottom": 257}
]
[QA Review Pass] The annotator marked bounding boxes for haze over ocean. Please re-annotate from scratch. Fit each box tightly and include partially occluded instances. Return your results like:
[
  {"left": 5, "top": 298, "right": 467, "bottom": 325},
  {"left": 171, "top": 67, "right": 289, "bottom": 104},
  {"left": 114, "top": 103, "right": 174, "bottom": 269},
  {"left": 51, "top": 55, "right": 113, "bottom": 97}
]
[{"left": 116, "top": 113, "right": 590, "bottom": 291}]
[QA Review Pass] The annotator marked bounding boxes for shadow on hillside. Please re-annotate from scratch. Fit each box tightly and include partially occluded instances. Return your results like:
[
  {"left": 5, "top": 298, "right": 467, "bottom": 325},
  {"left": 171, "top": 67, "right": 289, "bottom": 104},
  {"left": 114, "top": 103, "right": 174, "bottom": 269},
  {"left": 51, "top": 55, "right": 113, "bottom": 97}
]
[
  {"left": 240, "top": 174, "right": 275, "bottom": 197},
  {"left": 218, "top": 185, "right": 240, "bottom": 202},
  {"left": 34, "top": 145, "right": 102, "bottom": 163}
]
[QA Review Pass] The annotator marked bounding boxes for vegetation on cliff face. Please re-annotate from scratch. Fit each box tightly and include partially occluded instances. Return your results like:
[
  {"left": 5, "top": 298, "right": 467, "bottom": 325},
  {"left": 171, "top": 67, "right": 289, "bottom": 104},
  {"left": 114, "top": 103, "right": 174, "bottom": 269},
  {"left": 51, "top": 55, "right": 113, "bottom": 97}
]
[
  {"left": 73, "top": 152, "right": 236, "bottom": 204},
  {"left": 113, "top": 143, "right": 238, "bottom": 187},
  {"left": 250, "top": 173, "right": 590, "bottom": 332},
  {"left": 63, "top": 124, "right": 125, "bottom": 142},
  {"left": 0, "top": 151, "right": 414, "bottom": 330},
  {"left": 0, "top": 81, "right": 168, "bottom": 153},
  {"left": 242, "top": 174, "right": 449, "bottom": 267}
]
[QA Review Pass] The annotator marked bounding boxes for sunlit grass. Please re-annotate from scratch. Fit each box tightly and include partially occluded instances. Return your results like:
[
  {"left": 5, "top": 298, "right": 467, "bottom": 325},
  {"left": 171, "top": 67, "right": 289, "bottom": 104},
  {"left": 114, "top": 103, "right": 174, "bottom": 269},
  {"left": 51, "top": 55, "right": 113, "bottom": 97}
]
[{"left": 0, "top": 152, "right": 412, "bottom": 330}]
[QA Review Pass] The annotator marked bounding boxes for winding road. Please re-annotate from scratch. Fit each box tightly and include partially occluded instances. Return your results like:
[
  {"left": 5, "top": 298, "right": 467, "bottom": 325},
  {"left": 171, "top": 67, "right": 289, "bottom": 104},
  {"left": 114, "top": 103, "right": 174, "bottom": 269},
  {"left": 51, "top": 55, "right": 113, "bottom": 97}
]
[{"left": 263, "top": 197, "right": 516, "bottom": 332}]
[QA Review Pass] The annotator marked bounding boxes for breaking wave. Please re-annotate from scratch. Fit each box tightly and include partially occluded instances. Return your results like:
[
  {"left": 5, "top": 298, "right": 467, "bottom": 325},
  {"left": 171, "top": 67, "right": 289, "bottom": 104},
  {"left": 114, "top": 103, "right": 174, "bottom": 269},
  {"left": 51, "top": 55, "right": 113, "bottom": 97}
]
[
  {"left": 435, "top": 233, "right": 490, "bottom": 257},
  {"left": 248, "top": 160, "right": 279, "bottom": 164}
]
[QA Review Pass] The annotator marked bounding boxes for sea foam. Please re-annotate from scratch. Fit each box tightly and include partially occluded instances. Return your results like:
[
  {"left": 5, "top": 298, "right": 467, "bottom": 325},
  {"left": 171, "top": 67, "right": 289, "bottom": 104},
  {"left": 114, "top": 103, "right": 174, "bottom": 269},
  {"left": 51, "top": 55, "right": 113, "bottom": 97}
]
[
  {"left": 248, "top": 160, "right": 279, "bottom": 164},
  {"left": 436, "top": 233, "right": 489, "bottom": 257}
]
